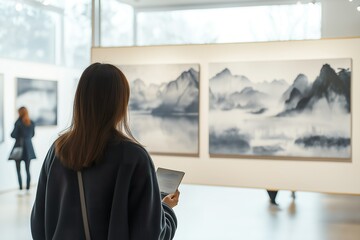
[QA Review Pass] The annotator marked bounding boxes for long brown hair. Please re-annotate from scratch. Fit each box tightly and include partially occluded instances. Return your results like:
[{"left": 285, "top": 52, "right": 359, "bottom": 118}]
[
  {"left": 18, "top": 107, "right": 31, "bottom": 126},
  {"left": 55, "top": 63, "right": 137, "bottom": 170}
]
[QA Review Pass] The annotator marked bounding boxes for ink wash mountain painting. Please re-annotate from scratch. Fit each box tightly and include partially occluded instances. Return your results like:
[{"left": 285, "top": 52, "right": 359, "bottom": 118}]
[
  {"left": 16, "top": 78, "right": 58, "bottom": 126},
  {"left": 119, "top": 64, "right": 199, "bottom": 155},
  {"left": 209, "top": 59, "right": 351, "bottom": 160}
]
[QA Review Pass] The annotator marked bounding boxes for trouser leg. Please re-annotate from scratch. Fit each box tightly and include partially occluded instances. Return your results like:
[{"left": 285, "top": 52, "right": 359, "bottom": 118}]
[
  {"left": 15, "top": 160, "right": 22, "bottom": 190},
  {"left": 25, "top": 160, "right": 31, "bottom": 190},
  {"left": 267, "top": 190, "right": 278, "bottom": 204}
]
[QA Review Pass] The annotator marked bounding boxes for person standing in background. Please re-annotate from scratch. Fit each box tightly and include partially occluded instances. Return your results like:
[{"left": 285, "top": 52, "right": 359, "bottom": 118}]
[
  {"left": 10, "top": 106, "right": 36, "bottom": 192},
  {"left": 267, "top": 189, "right": 296, "bottom": 206}
]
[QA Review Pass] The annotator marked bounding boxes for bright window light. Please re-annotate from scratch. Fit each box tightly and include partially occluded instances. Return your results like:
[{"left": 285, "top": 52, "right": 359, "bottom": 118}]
[{"left": 136, "top": 3, "right": 321, "bottom": 45}]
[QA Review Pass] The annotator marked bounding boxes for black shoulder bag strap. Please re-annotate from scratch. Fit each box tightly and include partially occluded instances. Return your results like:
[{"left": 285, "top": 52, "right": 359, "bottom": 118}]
[{"left": 77, "top": 171, "right": 91, "bottom": 240}]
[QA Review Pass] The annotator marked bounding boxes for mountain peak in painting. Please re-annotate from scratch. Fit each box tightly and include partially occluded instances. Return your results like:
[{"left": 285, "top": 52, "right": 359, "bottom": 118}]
[
  {"left": 281, "top": 74, "right": 309, "bottom": 109},
  {"left": 278, "top": 64, "right": 351, "bottom": 116},
  {"left": 215, "top": 68, "right": 232, "bottom": 78},
  {"left": 296, "top": 64, "right": 351, "bottom": 112},
  {"left": 130, "top": 78, "right": 161, "bottom": 111},
  {"left": 210, "top": 68, "right": 251, "bottom": 95},
  {"left": 129, "top": 68, "right": 199, "bottom": 114},
  {"left": 313, "top": 64, "right": 347, "bottom": 97},
  {"left": 293, "top": 74, "right": 309, "bottom": 91},
  {"left": 282, "top": 74, "right": 309, "bottom": 98},
  {"left": 152, "top": 68, "right": 199, "bottom": 115}
]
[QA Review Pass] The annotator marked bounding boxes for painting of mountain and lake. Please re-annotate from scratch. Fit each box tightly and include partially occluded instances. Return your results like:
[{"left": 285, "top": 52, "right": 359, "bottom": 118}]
[
  {"left": 209, "top": 59, "right": 351, "bottom": 160},
  {"left": 119, "top": 64, "right": 199, "bottom": 155}
]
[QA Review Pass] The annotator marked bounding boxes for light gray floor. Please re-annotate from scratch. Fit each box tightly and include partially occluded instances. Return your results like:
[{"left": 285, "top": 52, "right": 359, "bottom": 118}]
[{"left": 0, "top": 184, "right": 359, "bottom": 240}]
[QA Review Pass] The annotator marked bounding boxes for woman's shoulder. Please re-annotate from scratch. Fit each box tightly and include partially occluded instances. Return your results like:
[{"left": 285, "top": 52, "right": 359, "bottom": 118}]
[
  {"left": 111, "top": 140, "right": 150, "bottom": 162},
  {"left": 14, "top": 118, "right": 22, "bottom": 125},
  {"left": 120, "top": 140, "right": 148, "bottom": 155}
]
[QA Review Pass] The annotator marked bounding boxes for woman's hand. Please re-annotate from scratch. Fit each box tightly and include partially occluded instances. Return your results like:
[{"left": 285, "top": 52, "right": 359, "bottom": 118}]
[{"left": 162, "top": 190, "right": 180, "bottom": 208}]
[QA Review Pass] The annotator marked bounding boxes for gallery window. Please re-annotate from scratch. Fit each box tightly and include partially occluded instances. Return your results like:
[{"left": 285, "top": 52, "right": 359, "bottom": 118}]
[
  {"left": 100, "top": 0, "right": 134, "bottom": 46},
  {"left": 63, "top": 0, "right": 91, "bottom": 68},
  {"left": 0, "top": 1, "right": 59, "bottom": 64},
  {"left": 100, "top": 2, "right": 322, "bottom": 47},
  {"left": 137, "top": 3, "right": 321, "bottom": 45},
  {"left": 0, "top": 0, "right": 91, "bottom": 68}
]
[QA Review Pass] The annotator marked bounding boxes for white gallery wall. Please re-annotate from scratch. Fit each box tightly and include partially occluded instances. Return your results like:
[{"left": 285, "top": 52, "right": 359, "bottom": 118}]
[
  {"left": 0, "top": 58, "right": 80, "bottom": 192},
  {"left": 92, "top": 38, "right": 360, "bottom": 194}
]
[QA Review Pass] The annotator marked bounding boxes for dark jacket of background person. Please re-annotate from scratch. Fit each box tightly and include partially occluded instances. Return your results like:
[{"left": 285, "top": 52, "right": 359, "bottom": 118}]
[
  {"left": 31, "top": 140, "right": 177, "bottom": 240},
  {"left": 10, "top": 118, "right": 36, "bottom": 161}
]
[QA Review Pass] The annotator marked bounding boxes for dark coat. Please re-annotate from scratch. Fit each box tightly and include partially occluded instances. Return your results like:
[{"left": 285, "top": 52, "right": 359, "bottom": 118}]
[
  {"left": 10, "top": 118, "right": 36, "bottom": 161},
  {"left": 31, "top": 141, "right": 177, "bottom": 240}
]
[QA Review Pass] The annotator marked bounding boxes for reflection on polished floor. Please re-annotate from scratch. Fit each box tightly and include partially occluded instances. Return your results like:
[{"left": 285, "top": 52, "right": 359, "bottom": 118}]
[{"left": 0, "top": 184, "right": 359, "bottom": 240}]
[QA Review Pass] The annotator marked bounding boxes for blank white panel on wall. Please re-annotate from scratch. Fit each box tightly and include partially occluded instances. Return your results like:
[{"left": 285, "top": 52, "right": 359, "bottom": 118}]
[{"left": 92, "top": 38, "right": 360, "bottom": 195}]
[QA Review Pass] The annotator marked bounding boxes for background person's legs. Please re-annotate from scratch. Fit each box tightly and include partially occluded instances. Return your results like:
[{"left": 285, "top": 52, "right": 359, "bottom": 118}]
[
  {"left": 15, "top": 160, "right": 22, "bottom": 190},
  {"left": 24, "top": 160, "right": 31, "bottom": 190},
  {"left": 267, "top": 190, "right": 278, "bottom": 205}
]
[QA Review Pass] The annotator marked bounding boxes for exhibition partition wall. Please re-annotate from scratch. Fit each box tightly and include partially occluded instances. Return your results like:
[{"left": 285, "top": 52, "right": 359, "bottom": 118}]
[
  {"left": 0, "top": 58, "right": 80, "bottom": 192},
  {"left": 92, "top": 38, "right": 360, "bottom": 194}
]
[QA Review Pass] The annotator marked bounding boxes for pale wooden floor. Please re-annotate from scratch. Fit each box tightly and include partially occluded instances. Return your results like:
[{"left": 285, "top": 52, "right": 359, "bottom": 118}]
[{"left": 0, "top": 184, "right": 359, "bottom": 240}]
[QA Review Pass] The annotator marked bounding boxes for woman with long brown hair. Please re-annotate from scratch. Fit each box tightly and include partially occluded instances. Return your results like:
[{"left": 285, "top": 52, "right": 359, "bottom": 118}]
[
  {"left": 31, "top": 63, "right": 180, "bottom": 240},
  {"left": 10, "top": 106, "right": 36, "bottom": 191}
]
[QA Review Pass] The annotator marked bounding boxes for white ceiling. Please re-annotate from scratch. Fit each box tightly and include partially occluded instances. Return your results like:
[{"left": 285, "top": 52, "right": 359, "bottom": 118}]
[{"left": 119, "top": 0, "right": 317, "bottom": 10}]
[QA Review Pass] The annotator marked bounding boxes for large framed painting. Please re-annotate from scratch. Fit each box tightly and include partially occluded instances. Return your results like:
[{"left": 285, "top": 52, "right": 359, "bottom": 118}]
[
  {"left": 16, "top": 78, "right": 58, "bottom": 126},
  {"left": 0, "top": 74, "right": 4, "bottom": 142},
  {"left": 119, "top": 64, "right": 200, "bottom": 156},
  {"left": 209, "top": 59, "right": 351, "bottom": 161}
]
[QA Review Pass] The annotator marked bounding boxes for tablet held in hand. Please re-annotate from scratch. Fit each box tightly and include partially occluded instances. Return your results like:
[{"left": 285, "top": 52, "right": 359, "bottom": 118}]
[{"left": 156, "top": 167, "right": 185, "bottom": 196}]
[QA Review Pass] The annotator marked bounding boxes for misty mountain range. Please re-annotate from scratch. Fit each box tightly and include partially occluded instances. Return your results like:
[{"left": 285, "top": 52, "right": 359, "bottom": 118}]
[
  {"left": 210, "top": 68, "right": 289, "bottom": 111},
  {"left": 210, "top": 64, "right": 351, "bottom": 116},
  {"left": 129, "top": 68, "right": 199, "bottom": 115},
  {"left": 278, "top": 64, "right": 351, "bottom": 116}
]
